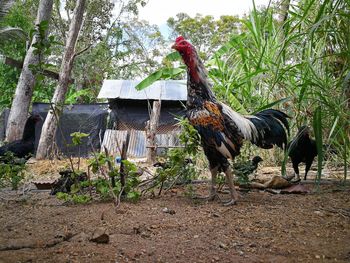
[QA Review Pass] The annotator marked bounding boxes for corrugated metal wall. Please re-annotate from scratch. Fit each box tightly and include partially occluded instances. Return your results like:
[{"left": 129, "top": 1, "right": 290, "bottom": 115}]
[{"left": 101, "top": 129, "right": 181, "bottom": 158}]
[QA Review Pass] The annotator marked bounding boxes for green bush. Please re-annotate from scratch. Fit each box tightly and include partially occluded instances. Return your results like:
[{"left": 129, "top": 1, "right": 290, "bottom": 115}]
[{"left": 0, "top": 152, "right": 26, "bottom": 190}]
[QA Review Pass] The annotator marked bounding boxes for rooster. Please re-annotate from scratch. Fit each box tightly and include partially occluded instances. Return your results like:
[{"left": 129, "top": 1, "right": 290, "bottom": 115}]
[
  {"left": 288, "top": 126, "right": 317, "bottom": 182},
  {"left": 172, "top": 36, "right": 289, "bottom": 205},
  {"left": 0, "top": 114, "right": 41, "bottom": 160}
]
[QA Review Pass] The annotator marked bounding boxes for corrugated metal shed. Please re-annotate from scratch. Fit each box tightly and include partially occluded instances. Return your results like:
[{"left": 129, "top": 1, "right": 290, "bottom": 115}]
[
  {"left": 98, "top": 80, "right": 187, "bottom": 101},
  {"left": 101, "top": 129, "right": 181, "bottom": 158}
]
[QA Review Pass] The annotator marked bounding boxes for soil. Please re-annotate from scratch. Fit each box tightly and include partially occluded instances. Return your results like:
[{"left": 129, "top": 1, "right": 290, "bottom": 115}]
[{"left": 0, "top": 180, "right": 349, "bottom": 263}]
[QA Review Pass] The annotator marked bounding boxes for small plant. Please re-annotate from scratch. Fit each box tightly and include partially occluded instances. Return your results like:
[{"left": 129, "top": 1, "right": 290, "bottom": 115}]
[
  {"left": 121, "top": 159, "right": 142, "bottom": 200},
  {"left": 52, "top": 132, "right": 92, "bottom": 204},
  {"left": 87, "top": 152, "right": 141, "bottom": 203},
  {"left": 144, "top": 117, "right": 201, "bottom": 195},
  {"left": 216, "top": 173, "right": 226, "bottom": 191},
  {"left": 235, "top": 173, "right": 250, "bottom": 186},
  {"left": 184, "top": 184, "right": 196, "bottom": 199},
  {"left": 0, "top": 152, "right": 26, "bottom": 190},
  {"left": 70, "top": 132, "right": 89, "bottom": 171},
  {"left": 177, "top": 117, "right": 201, "bottom": 155},
  {"left": 56, "top": 192, "right": 92, "bottom": 204},
  {"left": 93, "top": 177, "right": 113, "bottom": 199}
]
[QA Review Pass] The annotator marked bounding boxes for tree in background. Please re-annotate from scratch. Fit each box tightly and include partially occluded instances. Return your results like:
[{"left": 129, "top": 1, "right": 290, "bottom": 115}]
[
  {"left": 167, "top": 13, "right": 241, "bottom": 59},
  {"left": 5, "top": 0, "right": 53, "bottom": 142},
  {"left": 0, "top": 0, "right": 160, "bottom": 107},
  {"left": 0, "top": 0, "right": 36, "bottom": 111},
  {"left": 0, "top": 0, "right": 27, "bottom": 42},
  {"left": 49, "top": 0, "right": 115, "bottom": 102},
  {"left": 36, "top": 0, "right": 86, "bottom": 159},
  {"left": 109, "top": 18, "right": 165, "bottom": 79},
  {"left": 50, "top": 0, "right": 163, "bottom": 103}
]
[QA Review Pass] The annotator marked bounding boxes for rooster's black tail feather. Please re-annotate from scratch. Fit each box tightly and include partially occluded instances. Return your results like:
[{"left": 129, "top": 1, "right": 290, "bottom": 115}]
[{"left": 248, "top": 109, "right": 290, "bottom": 149}]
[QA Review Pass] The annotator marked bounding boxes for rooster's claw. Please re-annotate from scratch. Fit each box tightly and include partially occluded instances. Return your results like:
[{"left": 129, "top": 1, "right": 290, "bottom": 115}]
[
  {"left": 222, "top": 199, "right": 237, "bottom": 206},
  {"left": 194, "top": 193, "right": 220, "bottom": 202}
]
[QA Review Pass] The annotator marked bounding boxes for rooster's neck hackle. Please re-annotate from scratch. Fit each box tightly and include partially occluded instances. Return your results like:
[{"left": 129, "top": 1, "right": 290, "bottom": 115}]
[
  {"left": 173, "top": 37, "right": 217, "bottom": 108},
  {"left": 181, "top": 46, "right": 202, "bottom": 84}
]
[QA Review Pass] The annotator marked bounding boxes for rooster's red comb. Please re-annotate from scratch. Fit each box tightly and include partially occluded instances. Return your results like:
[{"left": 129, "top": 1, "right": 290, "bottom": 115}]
[{"left": 175, "top": 36, "right": 186, "bottom": 43}]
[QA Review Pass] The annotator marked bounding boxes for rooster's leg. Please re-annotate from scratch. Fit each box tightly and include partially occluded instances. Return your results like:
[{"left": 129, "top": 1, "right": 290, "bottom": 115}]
[
  {"left": 304, "top": 161, "right": 312, "bottom": 180},
  {"left": 222, "top": 168, "right": 238, "bottom": 206},
  {"left": 194, "top": 166, "right": 219, "bottom": 201},
  {"left": 292, "top": 162, "right": 301, "bottom": 183},
  {"left": 208, "top": 166, "right": 219, "bottom": 200}
]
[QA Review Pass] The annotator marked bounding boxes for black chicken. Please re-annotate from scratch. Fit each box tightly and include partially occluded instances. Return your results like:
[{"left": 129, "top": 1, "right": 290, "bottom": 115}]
[
  {"left": 288, "top": 126, "right": 317, "bottom": 182},
  {"left": 233, "top": 156, "right": 263, "bottom": 183},
  {"left": 153, "top": 158, "right": 193, "bottom": 169},
  {"left": 172, "top": 36, "right": 289, "bottom": 205},
  {"left": 0, "top": 114, "right": 41, "bottom": 160},
  {"left": 51, "top": 170, "right": 88, "bottom": 195}
]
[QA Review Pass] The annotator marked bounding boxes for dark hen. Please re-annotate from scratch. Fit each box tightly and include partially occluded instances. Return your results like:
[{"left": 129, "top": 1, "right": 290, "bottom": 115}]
[
  {"left": 0, "top": 115, "right": 41, "bottom": 160},
  {"left": 172, "top": 36, "right": 289, "bottom": 205},
  {"left": 233, "top": 156, "right": 263, "bottom": 183},
  {"left": 288, "top": 126, "right": 317, "bottom": 181}
]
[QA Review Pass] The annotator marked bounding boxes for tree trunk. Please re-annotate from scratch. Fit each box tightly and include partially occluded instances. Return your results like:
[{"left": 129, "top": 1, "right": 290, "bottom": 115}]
[
  {"left": 36, "top": 0, "right": 86, "bottom": 159},
  {"left": 146, "top": 100, "right": 161, "bottom": 163},
  {"left": 5, "top": 0, "right": 53, "bottom": 142}
]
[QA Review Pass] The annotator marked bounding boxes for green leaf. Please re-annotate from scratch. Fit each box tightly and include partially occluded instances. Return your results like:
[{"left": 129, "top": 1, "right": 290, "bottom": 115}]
[
  {"left": 165, "top": 51, "right": 181, "bottom": 61},
  {"left": 135, "top": 67, "right": 185, "bottom": 90},
  {"left": 127, "top": 191, "right": 141, "bottom": 202},
  {"left": 135, "top": 70, "right": 163, "bottom": 90},
  {"left": 161, "top": 67, "right": 185, "bottom": 78},
  {"left": 38, "top": 20, "right": 49, "bottom": 32},
  {"left": 225, "top": 92, "right": 248, "bottom": 114},
  {"left": 70, "top": 132, "right": 89, "bottom": 146},
  {"left": 253, "top": 97, "right": 291, "bottom": 113}
]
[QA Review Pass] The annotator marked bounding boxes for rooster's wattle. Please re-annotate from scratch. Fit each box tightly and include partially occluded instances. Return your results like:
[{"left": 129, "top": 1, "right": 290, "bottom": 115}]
[{"left": 172, "top": 36, "right": 289, "bottom": 205}]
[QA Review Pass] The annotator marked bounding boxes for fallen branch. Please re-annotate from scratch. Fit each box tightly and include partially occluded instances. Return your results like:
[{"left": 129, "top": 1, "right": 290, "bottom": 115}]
[
  {"left": 0, "top": 234, "right": 76, "bottom": 251},
  {"left": 320, "top": 207, "right": 350, "bottom": 218}
]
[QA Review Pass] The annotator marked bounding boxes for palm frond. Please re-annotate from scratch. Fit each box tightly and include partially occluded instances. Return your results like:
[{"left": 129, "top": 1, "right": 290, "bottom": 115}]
[
  {"left": 0, "top": 0, "right": 16, "bottom": 20},
  {"left": 0, "top": 26, "right": 27, "bottom": 41}
]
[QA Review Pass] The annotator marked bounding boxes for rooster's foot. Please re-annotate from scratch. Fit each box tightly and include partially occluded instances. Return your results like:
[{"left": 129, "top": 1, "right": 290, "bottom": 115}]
[
  {"left": 291, "top": 175, "right": 301, "bottom": 183},
  {"left": 283, "top": 174, "right": 295, "bottom": 181},
  {"left": 291, "top": 178, "right": 301, "bottom": 183},
  {"left": 222, "top": 199, "right": 237, "bottom": 206},
  {"left": 194, "top": 193, "right": 220, "bottom": 202}
]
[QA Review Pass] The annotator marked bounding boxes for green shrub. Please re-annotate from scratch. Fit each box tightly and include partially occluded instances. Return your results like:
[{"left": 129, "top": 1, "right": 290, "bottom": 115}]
[{"left": 0, "top": 152, "right": 26, "bottom": 190}]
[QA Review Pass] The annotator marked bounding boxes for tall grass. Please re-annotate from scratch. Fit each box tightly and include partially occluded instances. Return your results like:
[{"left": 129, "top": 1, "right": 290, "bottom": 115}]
[{"left": 210, "top": 0, "right": 349, "bottom": 181}]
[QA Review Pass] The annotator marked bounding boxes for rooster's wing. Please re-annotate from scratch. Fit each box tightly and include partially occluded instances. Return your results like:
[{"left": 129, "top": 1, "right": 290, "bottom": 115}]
[{"left": 188, "top": 101, "right": 243, "bottom": 160}]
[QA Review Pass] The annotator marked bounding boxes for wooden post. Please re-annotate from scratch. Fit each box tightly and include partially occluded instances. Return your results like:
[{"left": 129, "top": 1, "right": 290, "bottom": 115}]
[
  {"left": 146, "top": 100, "right": 161, "bottom": 164},
  {"left": 119, "top": 131, "right": 130, "bottom": 197}
]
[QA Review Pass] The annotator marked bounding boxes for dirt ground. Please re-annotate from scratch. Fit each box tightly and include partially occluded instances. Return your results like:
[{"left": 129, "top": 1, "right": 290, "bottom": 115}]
[{"left": 0, "top": 177, "right": 349, "bottom": 263}]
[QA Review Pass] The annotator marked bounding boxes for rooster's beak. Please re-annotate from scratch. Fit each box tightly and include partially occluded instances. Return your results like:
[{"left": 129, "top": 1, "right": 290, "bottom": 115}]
[{"left": 171, "top": 43, "right": 177, "bottom": 50}]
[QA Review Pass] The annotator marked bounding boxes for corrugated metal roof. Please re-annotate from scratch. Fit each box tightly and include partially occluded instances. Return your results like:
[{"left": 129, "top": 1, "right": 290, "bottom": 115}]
[{"left": 98, "top": 80, "right": 187, "bottom": 101}]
